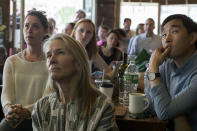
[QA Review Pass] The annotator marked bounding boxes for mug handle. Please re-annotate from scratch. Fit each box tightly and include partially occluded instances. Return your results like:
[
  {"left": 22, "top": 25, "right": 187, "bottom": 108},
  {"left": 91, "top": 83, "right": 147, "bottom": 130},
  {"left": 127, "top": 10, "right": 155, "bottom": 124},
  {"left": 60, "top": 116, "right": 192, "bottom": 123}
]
[{"left": 143, "top": 98, "right": 150, "bottom": 111}]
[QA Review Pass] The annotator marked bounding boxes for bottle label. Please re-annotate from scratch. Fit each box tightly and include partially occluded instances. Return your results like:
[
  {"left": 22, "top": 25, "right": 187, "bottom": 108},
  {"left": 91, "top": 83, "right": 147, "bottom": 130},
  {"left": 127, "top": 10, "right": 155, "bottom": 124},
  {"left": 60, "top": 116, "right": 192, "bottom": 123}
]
[
  {"left": 131, "top": 74, "right": 138, "bottom": 84},
  {"left": 124, "top": 73, "right": 138, "bottom": 84},
  {"left": 124, "top": 74, "right": 132, "bottom": 83}
]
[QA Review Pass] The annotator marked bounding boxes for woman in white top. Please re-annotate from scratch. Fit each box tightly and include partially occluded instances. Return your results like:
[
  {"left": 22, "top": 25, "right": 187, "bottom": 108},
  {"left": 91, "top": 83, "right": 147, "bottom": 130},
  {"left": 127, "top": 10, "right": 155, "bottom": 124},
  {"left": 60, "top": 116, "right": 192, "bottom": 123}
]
[
  {"left": 71, "top": 19, "right": 112, "bottom": 75},
  {"left": 0, "top": 10, "right": 48, "bottom": 131}
]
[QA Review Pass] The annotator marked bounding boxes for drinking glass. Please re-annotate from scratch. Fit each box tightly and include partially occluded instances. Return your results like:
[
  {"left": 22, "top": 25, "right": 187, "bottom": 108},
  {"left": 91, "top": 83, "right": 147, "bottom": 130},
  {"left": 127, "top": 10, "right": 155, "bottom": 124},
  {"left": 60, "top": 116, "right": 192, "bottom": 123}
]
[{"left": 94, "top": 79, "right": 103, "bottom": 88}]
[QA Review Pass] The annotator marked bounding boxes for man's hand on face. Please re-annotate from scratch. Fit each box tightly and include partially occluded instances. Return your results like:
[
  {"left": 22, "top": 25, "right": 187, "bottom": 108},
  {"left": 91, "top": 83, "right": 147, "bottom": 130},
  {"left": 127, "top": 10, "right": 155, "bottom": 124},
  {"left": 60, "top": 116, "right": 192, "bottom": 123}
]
[{"left": 149, "top": 46, "right": 171, "bottom": 72}]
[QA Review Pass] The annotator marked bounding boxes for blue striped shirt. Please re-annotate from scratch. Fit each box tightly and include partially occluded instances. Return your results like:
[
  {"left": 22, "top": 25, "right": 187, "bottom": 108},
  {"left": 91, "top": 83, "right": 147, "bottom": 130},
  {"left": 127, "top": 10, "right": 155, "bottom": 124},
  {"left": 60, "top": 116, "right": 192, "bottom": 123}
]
[{"left": 147, "top": 51, "right": 197, "bottom": 130}]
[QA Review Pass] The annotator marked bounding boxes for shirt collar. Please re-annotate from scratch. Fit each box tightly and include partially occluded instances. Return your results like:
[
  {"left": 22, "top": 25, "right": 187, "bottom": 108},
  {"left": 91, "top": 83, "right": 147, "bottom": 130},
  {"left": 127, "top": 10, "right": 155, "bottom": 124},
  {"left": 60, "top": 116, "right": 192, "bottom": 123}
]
[
  {"left": 141, "top": 33, "right": 156, "bottom": 38},
  {"left": 171, "top": 50, "right": 197, "bottom": 74}
]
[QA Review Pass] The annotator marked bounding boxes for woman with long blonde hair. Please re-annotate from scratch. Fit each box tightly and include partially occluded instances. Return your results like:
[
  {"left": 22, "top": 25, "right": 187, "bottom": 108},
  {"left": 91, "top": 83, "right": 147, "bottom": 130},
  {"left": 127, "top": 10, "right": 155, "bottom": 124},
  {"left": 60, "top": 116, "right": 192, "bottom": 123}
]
[{"left": 32, "top": 33, "right": 118, "bottom": 130}]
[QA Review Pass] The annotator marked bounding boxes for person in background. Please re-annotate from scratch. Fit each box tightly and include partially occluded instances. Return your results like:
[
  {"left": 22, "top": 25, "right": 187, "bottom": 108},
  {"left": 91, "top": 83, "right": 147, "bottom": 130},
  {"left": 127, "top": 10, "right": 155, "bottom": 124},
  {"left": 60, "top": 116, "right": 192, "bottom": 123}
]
[
  {"left": 98, "top": 29, "right": 122, "bottom": 65},
  {"left": 44, "top": 17, "right": 57, "bottom": 40},
  {"left": 0, "top": 10, "right": 49, "bottom": 131},
  {"left": 47, "top": 20, "right": 54, "bottom": 36},
  {"left": 73, "top": 9, "right": 86, "bottom": 23},
  {"left": 114, "top": 28, "right": 128, "bottom": 53},
  {"left": 48, "top": 17, "right": 57, "bottom": 34},
  {"left": 32, "top": 33, "right": 118, "bottom": 131},
  {"left": 0, "top": 45, "right": 7, "bottom": 85},
  {"left": 123, "top": 18, "right": 135, "bottom": 39},
  {"left": 63, "top": 22, "right": 75, "bottom": 36},
  {"left": 97, "top": 25, "right": 109, "bottom": 46},
  {"left": 146, "top": 14, "right": 197, "bottom": 130},
  {"left": 127, "top": 23, "right": 145, "bottom": 54},
  {"left": 136, "top": 23, "right": 145, "bottom": 36},
  {"left": 129, "top": 18, "right": 162, "bottom": 55},
  {"left": 71, "top": 19, "right": 112, "bottom": 76}
]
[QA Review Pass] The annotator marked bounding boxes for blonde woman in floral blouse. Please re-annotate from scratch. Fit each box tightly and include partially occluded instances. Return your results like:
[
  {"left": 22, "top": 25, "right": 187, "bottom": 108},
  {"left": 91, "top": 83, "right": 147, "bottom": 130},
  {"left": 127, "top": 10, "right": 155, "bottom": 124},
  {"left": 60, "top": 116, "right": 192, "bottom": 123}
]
[{"left": 32, "top": 33, "right": 118, "bottom": 131}]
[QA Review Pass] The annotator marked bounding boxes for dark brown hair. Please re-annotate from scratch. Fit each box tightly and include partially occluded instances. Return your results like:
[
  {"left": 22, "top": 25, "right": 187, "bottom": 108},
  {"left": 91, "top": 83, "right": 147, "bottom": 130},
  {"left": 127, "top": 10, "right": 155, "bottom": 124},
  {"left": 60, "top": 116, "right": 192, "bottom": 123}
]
[{"left": 26, "top": 10, "right": 48, "bottom": 30}]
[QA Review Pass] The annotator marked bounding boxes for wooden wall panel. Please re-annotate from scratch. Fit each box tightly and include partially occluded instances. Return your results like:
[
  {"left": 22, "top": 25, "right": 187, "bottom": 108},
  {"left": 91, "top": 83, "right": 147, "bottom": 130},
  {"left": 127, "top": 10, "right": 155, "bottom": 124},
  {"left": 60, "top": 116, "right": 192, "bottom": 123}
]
[
  {"left": 0, "top": 0, "right": 10, "bottom": 50},
  {"left": 96, "top": 0, "right": 115, "bottom": 29}
]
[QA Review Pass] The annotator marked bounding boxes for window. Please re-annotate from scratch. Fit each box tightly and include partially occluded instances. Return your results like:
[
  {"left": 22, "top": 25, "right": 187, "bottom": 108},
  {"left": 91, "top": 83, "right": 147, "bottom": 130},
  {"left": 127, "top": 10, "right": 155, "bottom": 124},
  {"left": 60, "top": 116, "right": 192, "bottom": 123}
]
[
  {"left": 24, "top": 0, "right": 83, "bottom": 32},
  {"left": 120, "top": 2, "right": 197, "bottom": 35},
  {"left": 161, "top": 4, "right": 197, "bottom": 24},
  {"left": 84, "top": 0, "right": 93, "bottom": 20},
  {"left": 11, "top": 0, "right": 84, "bottom": 49},
  {"left": 13, "top": 0, "right": 83, "bottom": 33},
  {"left": 120, "top": 2, "right": 158, "bottom": 34}
]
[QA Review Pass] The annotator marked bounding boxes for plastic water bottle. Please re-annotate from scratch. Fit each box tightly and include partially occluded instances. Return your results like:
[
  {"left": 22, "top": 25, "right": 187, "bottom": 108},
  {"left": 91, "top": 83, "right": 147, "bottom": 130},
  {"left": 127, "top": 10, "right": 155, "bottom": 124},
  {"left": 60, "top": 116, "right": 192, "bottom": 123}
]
[
  {"left": 127, "top": 60, "right": 138, "bottom": 93},
  {"left": 123, "top": 57, "right": 138, "bottom": 107},
  {"left": 123, "top": 71, "right": 132, "bottom": 107}
]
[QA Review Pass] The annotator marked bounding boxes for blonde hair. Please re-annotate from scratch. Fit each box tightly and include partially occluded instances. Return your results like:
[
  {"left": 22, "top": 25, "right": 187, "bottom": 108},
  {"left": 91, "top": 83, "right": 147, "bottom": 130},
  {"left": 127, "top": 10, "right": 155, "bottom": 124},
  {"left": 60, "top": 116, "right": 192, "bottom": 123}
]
[
  {"left": 43, "top": 33, "right": 100, "bottom": 119},
  {"left": 71, "top": 19, "right": 98, "bottom": 59}
]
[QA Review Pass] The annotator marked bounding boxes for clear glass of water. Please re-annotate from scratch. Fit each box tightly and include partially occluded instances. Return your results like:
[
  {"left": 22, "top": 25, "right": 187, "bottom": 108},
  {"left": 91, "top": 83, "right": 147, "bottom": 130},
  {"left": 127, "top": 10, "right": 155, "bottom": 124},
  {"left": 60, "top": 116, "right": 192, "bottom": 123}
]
[{"left": 94, "top": 79, "right": 103, "bottom": 88}]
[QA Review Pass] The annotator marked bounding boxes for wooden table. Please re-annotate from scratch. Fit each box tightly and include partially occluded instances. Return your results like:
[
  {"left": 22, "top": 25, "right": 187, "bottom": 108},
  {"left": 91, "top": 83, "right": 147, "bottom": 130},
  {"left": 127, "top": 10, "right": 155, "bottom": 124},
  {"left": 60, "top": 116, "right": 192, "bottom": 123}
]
[
  {"left": 115, "top": 104, "right": 166, "bottom": 131},
  {"left": 113, "top": 72, "right": 166, "bottom": 131}
]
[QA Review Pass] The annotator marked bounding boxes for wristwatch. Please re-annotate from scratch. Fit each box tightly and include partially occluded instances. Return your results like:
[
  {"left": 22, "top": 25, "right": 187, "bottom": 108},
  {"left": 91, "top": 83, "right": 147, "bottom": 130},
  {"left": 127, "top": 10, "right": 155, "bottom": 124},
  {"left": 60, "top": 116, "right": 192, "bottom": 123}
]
[{"left": 147, "top": 72, "right": 160, "bottom": 81}]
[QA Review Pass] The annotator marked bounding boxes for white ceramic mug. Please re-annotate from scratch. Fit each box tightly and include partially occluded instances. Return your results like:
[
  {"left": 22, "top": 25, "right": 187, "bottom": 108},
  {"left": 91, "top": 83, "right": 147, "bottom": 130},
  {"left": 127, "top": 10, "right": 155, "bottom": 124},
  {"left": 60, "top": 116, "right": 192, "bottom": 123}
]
[
  {"left": 99, "top": 81, "right": 113, "bottom": 99},
  {"left": 129, "top": 93, "right": 149, "bottom": 114}
]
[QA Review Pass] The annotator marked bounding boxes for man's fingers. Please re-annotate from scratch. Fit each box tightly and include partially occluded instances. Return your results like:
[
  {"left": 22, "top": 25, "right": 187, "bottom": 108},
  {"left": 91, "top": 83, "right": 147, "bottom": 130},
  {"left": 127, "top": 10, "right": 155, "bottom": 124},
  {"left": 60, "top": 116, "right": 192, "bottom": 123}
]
[{"left": 162, "top": 47, "right": 171, "bottom": 57}]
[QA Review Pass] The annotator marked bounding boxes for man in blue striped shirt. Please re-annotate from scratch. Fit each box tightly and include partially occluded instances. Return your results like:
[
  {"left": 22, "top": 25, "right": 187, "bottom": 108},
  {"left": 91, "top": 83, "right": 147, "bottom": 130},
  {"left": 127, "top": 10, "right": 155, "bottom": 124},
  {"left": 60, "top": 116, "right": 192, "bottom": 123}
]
[{"left": 146, "top": 14, "right": 197, "bottom": 130}]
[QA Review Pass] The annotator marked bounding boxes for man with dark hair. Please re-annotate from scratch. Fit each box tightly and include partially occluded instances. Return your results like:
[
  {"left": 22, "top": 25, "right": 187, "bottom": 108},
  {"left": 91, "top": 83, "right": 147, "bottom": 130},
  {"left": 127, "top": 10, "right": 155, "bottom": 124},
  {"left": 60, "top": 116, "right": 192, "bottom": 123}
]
[
  {"left": 161, "top": 14, "right": 197, "bottom": 49},
  {"left": 114, "top": 28, "right": 128, "bottom": 53},
  {"left": 146, "top": 14, "right": 197, "bottom": 130},
  {"left": 123, "top": 18, "right": 134, "bottom": 39},
  {"left": 129, "top": 18, "right": 162, "bottom": 55},
  {"left": 122, "top": 18, "right": 135, "bottom": 52},
  {"left": 124, "top": 18, "right": 131, "bottom": 24}
]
